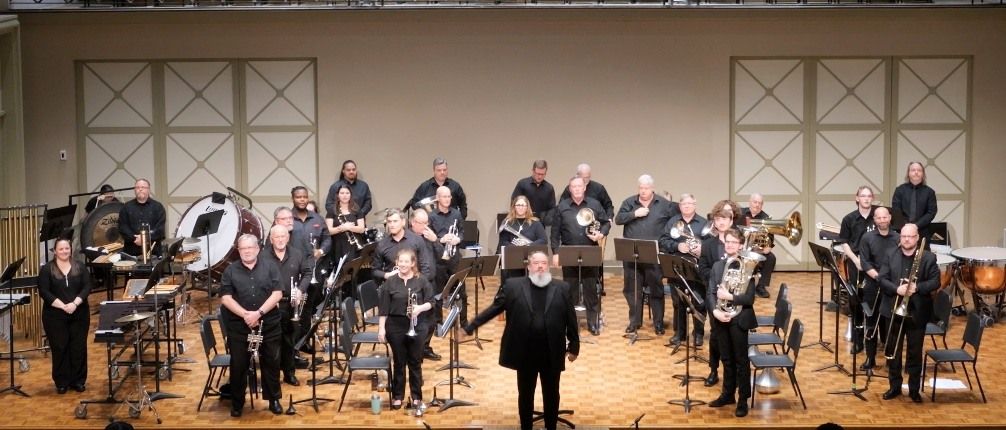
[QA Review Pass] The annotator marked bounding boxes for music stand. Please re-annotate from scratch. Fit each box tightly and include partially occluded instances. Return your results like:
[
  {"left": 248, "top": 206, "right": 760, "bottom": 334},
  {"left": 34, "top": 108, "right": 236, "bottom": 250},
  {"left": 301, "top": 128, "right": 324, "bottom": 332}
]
[
  {"left": 312, "top": 255, "right": 361, "bottom": 386},
  {"left": 501, "top": 245, "right": 549, "bottom": 278},
  {"left": 40, "top": 204, "right": 77, "bottom": 263},
  {"left": 294, "top": 255, "right": 345, "bottom": 411},
  {"left": 808, "top": 243, "right": 848, "bottom": 375},
  {"left": 457, "top": 255, "right": 499, "bottom": 349},
  {"left": 557, "top": 246, "right": 602, "bottom": 337},
  {"left": 613, "top": 238, "right": 658, "bottom": 344},
  {"left": 0, "top": 258, "right": 28, "bottom": 397},
  {"left": 431, "top": 267, "right": 475, "bottom": 412},
  {"left": 828, "top": 274, "right": 868, "bottom": 401},
  {"left": 191, "top": 209, "right": 223, "bottom": 314},
  {"left": 659, "top": 256, "right": 707, "bottom": 401},
  {"left": 138, "top": 258, "right": 184, "bottom": 402}
]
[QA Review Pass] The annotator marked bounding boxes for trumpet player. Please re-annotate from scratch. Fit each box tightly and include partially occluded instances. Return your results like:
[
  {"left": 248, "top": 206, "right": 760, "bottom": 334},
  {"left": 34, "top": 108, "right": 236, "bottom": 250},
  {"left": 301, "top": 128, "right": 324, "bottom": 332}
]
[
  {"left": 406, "top": 157, "right": 469, "bottom": 219},
  {"left": 261, "top": 225, "right": 312, "bottom": 387},
  {"left": 741, "top": 193, "right": 775, "bottom": 299},
  {"left": 498, "top": 195, "right": 548, "bottom": 283},
  {"left": 857, "top": 206, "right": 900, "bottom": 371},
  {"left": 220, "top": 234, "right": 284, "bottom": 417},
  {"left": 552, "top": 176, "right": 610, "bottom": 336},
  {"left": 560, "top": 163, "right": 614, "bottom": 223},
  {"left": 410, "top": 208, "right": 445, "bottom": 361},
  {"left": 271, "top": 207, "right": 314, "bottom": 258},
  {"left": 378, "top": 248, "right": 435, "bottom": 412},
  {"left": 373, "top": 209, "right": 433, "bottom": 284},
  {"left": 615, "top": 174, "right": 674, "bottom": 335},
  {"left": 292, "top": 186, "right": 330, "bottom": 259},
  {"left": 878, "top": 224, "right": 939, "bottom": 403},
  {"left": 659, "top": 193, "right": 706, "bottom": 344},
  {"left": 706, "top": 228, "right": 757, "bottom": 418}
]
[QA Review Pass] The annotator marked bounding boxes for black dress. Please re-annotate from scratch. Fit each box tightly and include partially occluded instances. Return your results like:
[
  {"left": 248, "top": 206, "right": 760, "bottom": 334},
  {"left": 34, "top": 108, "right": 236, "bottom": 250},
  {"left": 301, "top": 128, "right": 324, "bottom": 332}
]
[
  {"left": 37, "top": 260, "right": 91, "bottom": 389},
  {"left": 326, "top": 210, "right": 362, "bottom": 264}
]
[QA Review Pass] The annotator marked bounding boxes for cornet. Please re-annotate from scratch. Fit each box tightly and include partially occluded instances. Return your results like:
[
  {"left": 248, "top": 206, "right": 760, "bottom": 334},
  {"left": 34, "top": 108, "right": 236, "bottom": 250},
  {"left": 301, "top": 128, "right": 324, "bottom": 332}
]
[
  {"left": 575, "top": 208, "right": 601, "bottom": 236},
  {"left": 247, "top": 320, "right": 266, "bottom": 396},
  {"left": 441, "top": 219, "right": 458, "bottom": 260},
  {"left": 309, "top": 234, "right": 319, "bottom": 285},
  {"left": 290, "top": 277, "right": 305, "bottom": 322},
  {"left": 406, "top": 286, "right": 419, "bottom": 337}
]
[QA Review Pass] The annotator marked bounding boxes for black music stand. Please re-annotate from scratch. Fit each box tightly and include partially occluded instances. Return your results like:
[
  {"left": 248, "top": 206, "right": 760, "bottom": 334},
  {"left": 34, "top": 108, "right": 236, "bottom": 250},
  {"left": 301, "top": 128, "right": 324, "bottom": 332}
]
[
  {"left": 828, "top": 273, "right": 868, "bottom": 401},
  {"left": 312, "top": 255, "right": 362, "bottom": 386},
  {"left": 501, "top": 245, "right": 549, "bottom": 278},
  {"left": 139, "top": 258, "right": 184, "bottom": 402},
  {"left": 191, "top": 209, "right": 223, "bottom": 314},
  {"left": 457, "top": 255, "right": 499, "bottom": 349},
  {"left": 613, "top": 238, "right": 658, "bottom": 344},
  {"left": 557, "top": 246, "right": 602, "bottom": 337},
  {"left": 40, "top": 204, "right": 77, "bottom": 263},
  {"left": 294, "top": 255, "right": 345, "bottom": 412},
  {"left": 431, "top": 268, "right": 475, "bottom": 412},
  {"left": 808, "top": 243, "right": 849, "bottom": 375},
  {"left": 0, "top": 258, "right": 28, "bottom": 397},
  {"left": 659, "top": 255, "right": 706, "bottom": 412}
]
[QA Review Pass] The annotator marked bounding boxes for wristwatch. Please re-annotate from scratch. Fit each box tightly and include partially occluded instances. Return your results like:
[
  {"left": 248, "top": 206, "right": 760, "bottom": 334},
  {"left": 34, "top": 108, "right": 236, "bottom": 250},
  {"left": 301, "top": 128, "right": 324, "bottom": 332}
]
[{"left": 258, "top": 309, "right": 265, "bottom": 317}]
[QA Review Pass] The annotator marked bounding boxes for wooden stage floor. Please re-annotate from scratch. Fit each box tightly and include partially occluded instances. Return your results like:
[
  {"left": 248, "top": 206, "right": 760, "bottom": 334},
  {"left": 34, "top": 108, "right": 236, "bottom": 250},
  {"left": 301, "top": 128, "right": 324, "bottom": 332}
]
[{"left": 1, "top": 272, "right": 1003, "bottom": 429}]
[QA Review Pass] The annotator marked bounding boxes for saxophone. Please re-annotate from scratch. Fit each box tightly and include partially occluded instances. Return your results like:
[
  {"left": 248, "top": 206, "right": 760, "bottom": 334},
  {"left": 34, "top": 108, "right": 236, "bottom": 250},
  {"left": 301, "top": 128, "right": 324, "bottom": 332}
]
[{"left": 716, "top": 250, "right": 765, "bottom": 318}]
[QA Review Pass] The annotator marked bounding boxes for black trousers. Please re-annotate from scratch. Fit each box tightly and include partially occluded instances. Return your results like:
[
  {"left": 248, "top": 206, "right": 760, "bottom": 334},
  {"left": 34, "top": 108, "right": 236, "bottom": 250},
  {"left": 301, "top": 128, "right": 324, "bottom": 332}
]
[
  {"left": 562, "top": 266, "right": 600, "bottom": 330},
  {"left": 887, "top": 317, "right": 925, "bottom": 393},
  {"left": 670, "top": 280, "right": 706, "bottom": 339},
  {"left": 516, "top": 359, "right": 561, "bottom": 430},
  {"left": 755, "top": 251, "right": 776, "bottom": 290},
  {"left": 42, "top": 306, "right": 89, "bottom": 388},
  {"left": 623, "top": 262, "right": 663, "bottom": 329},
  {"left": 713, "top": 318, "right": 751, "bottom": 400},
  {"left": 708, "top": 317, "right": 719, "bottom": 372},
  {"left": 228, "top": 319, "right": 282, "bottom": 409},
  {"left": 278, "top": 301, "right": 298, "bottom": 375},
  {"left": 387, "top": 317, "right": 427, "bottom": 401}
]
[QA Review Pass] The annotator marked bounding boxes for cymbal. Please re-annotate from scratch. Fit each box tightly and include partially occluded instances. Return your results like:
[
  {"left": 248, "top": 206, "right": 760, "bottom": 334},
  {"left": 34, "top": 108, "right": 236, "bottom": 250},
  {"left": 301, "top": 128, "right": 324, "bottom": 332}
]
[
  {"left": 183, "top": 237, "right": 202, "bottom": 245},
  {"left": 115, "top": 311, "right": 155, "bottom": 323}
]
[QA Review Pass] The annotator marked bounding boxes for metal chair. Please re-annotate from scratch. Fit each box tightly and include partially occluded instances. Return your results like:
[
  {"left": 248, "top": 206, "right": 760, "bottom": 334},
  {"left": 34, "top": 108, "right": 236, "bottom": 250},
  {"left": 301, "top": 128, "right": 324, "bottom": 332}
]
[
  {"left": 750, "top": 319, "right": 806, "bottom": 409},
  {"left": 336, "top": 299, "right": 393, "bottom": 412},
  {"left": 922, "top": 312, "right": 987, "bottom": 403},
  {"left": 757, "top": 283, "right": 788, "bottom": 328},
  {"left": 749, "top": 300, "right": 792, "bottom": 354},
  {"left": 357, "top": 280, "right": 381, "bottom": 329},
  {"left": 197, "top": 316, "right": 230, "bottom": 411}
]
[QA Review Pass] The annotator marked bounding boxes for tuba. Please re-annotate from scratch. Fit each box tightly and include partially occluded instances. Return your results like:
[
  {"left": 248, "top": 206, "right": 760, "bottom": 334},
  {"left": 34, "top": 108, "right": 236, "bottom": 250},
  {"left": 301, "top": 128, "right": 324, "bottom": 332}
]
[
  {"left": 575, "top": 207, "right": 601, "bottom": 236},
  {"left": 746, "top": 211, "right": 803, "bottom": 249},
  {"left": 716, "top": 250, "right": 766, "bottom": 318}
]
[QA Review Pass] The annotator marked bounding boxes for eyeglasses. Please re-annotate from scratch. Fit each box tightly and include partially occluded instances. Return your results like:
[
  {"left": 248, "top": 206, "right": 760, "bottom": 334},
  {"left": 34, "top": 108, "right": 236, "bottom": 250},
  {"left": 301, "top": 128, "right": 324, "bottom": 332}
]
[
  {"left": 724, "top": 240, "right": 742, "bottom": 244},
  {"left": 237, "top": 246, "right": 258, "bottom": 251},
  {"left": 514, "top": 203, "right": 528, "bottom": 207}
]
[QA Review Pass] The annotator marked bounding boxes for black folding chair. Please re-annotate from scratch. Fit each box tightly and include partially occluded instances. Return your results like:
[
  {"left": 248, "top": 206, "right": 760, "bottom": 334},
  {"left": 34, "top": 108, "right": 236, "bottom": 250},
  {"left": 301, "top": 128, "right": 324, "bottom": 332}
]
[
  {"left": 197, "top": 316, "right": 230, "bottom": 411},
  {"left": 925, "top": 290, "right": 955, "bottom": 371},
  {"left": 757, "top": 283, "right": 788, "bottom": 328},
  {"left": 923, "top": 312, "right": 986, "bottom": 403},
  {"left": 749, "top": 300, "right": 792, "bottom": 355},
  {"left": 750, "top": 319, "right": 806, "bottom": 409},
  {"left": 337, "top": 299, "right": 393, "bottom": 412}
]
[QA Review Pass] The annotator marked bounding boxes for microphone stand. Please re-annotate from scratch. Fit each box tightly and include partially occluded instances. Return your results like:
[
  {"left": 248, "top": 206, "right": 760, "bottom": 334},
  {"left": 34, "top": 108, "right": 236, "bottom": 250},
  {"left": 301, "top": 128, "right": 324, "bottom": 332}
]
[{"left": 457, "top": 253, "right": 498, "bottom": 350}]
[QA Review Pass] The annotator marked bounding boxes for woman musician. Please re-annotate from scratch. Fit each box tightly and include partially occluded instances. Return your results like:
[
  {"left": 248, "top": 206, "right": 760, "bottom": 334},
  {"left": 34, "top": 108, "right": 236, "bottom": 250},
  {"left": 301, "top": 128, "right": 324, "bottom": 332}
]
[
  {"left": 378, "top": 248, "right": 435, "bottom": 414},
  {"left": 498, "top": 195, "right": 547, "bottom": 283},
  {"left": 37, "top": 237, "right": 91, "bottom": 394},
  {"left": 326, "top": 184, "right": 367, "bottom": 262}
]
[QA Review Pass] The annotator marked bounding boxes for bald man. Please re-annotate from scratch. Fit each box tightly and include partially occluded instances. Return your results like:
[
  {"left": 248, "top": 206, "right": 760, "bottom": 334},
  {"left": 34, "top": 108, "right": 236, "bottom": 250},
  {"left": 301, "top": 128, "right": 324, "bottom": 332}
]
[
  {"left": 856, "top": 206, "right": 899, "bottom": 371},
  {"left": 260, "top": 225, "right": 312, "bottom": 386}
]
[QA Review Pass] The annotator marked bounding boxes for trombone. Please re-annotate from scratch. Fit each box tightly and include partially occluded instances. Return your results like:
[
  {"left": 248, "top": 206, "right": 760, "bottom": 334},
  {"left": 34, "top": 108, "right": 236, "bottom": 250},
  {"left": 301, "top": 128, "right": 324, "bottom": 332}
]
[{"left": 884, "top": 238, "right": 926, "bottom": 360}]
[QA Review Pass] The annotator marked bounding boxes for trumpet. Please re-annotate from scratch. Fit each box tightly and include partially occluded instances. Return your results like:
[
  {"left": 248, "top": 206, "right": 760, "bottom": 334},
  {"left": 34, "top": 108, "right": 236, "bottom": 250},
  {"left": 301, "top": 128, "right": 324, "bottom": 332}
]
[
  {"left": 669, "top": 220, "right": 701, "bottom": 256},
  {"left": 339, "top": 214, "right": 363, "bottom": 250},
  {"left": 575, "top": 207, "right": 601, "bottom": 236},
  {"left": 716, "top": 250, "right": 765, "bottom": 318},
  {"left": 499, "top": 221, "right": 533, "bottom": 246},
  {"left": 247, "top": 320, "right": 266, "bottom": 396},
  {"left": 441, "top": 219, "right": 458, "bottom": 260},
  {"left": 406, "top": 285, "right": 419, "bottom": 337},
  {"left": 309, "top": 234, "right": 319, "bottom": 284},
  {"left": 884, "top": 238, "right": 926, "bottom": 360},
  {"left": 290, "top": 277, "right": 305, "bottom": 322}
]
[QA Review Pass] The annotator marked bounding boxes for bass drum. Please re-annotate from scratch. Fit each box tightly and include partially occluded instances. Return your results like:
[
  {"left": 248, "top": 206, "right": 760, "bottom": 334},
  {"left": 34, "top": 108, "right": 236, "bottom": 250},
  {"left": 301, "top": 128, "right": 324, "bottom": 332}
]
[
  {"left": 80, "top": 202, "right": 124, "bottom": 249},
  {"left": 174, "top": 195, "right": 263, "bottom": 280}
]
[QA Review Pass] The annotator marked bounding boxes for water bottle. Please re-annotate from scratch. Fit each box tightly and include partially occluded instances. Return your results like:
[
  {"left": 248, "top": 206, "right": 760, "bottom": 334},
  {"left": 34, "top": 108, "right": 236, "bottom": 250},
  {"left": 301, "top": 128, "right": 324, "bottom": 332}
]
[{"left": 370, "top": 391, "right": 381, "bottom": 415}]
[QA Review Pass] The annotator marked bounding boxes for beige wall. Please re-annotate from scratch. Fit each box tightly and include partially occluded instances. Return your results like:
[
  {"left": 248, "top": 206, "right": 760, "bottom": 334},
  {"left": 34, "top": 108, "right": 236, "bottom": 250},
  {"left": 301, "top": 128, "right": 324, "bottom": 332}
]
[{"left": 16, "top": 8, "right": 1006, "bottom": 253}]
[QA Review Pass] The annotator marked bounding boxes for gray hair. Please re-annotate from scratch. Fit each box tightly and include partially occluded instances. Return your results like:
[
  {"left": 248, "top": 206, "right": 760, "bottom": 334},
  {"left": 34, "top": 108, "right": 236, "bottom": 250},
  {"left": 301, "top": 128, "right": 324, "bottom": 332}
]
[
  {"left": 273, "top": 206, "right": 292, "bottom": 219},
  {"left": 638, "top": 174, "right": 654, "bottom": 186},
  {"left": 433, "top": 157, "right": 448, "bottom": 168}
]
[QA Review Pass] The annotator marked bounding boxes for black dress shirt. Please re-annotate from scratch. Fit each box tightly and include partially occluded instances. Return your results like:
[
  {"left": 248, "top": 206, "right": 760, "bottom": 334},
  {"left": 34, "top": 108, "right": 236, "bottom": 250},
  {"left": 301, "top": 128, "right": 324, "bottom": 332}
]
[
  {"left": 550, "top": 197, "right": 611, "bottom": 253},
  {"left": 560, "top": 181, "right": 614, "bottom": 221},
  {"left": 512, "top": 177, "right": 557, "bottom": 226},
  {"left": 220, "top": 259, "right": 283, "bottom": 324},
  {"left": 429, "top": 207, "right": 465, "bottom": 246},
  {"left": 838, "top": 207, "right": 876, "bottom": 254},
  {"left": 615, "top": 194, "right": 675, "bottom": 240},
  {"left": 372, "top": 231, "right": 434, "bottom": 281},
  {"left": 698, "top": 235, "right": 726, "bottom": 287},
  {"left": 266, "top": 228, "right": 313, "bottom": 260},
  {"left": 878, "top": 248, "right": 939, "bottom": 323},
  {"left": 118, "top": 198, "right": 167, "bottom": 256},
  {"left": 260, "top": 246, "right": 312, "bottom": 298},
  {"left": 325, "top": 178, "right": 373, "bottom": 218},
  {"left": 37, "top": 261, "right": 92, "bottom": 307},
  {"left": 858, "top": 229, "right": 901, "bottom": 288},
  {"left": 292, "top": 209, "right": 331, "bottom": 255},
  {"left": 891, "top": 182, "right": 938, "bottom": 232},
  {"left": 407, "top": 177, "right": 468, "bottom": 219},
  {"left": 658, "top": 214, "right": 707, "bottom": 255},
  {"left": 707, "top": 258, "right": 758, "bottom": 330},
  {"left": 379, "top": 275, "right": 435, "bottom": 325}
]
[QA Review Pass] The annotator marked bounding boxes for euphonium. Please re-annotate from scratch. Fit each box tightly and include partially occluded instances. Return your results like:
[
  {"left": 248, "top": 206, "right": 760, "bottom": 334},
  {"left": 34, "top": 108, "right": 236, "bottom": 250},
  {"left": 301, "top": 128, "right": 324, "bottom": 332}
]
[
  {"left": 716, "top": 250, "right": 766, "bottom": 318},
  {"left": 575, "top": 207, "right": 601, "bottom": 236},
  {"left": 499, "top": 221, "right": 533, "bottom": 246},
  {"left": 441, "top": 219, "right": 458, "bottom": 260},
  {"left": 339, "top": 214, "right": 363, "bottom": 250},
  {"left": 884, "top": 238, "right": 926, "bottom": 360},
  {"left": 406, "top": 286, "right": 418, "bottom": 337},
  {"left": 669, "top": 220, "right": 701, "bottom": 256}
]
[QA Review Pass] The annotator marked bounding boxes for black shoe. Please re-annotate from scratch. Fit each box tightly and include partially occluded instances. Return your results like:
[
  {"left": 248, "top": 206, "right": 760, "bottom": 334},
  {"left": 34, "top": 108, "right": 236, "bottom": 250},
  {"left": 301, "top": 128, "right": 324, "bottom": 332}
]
[
  {"left": 294, "top": 356, "right": 310, "bottom": 369},
  {"left": 670, "top": 334, "right": 683, "bottom": 346},
  {"left": 391, "top": 399, "right": 403, "bottom": 410},
  {"left": 708, "top": 394, "right": 735, "bottom": 407},
  {"left": 909, "top": 391, "right": 923, "bottom": 403},
  {"left": 860, "top": 357, "right": 876, "bottom": 371},
  {"left": 694, "top": 333, "right": 704, "bottom": 347},
  {"left": 423, "top": 349, "right": 442, "bottom": 361},
  {"left": 756, "top": 287, "right": 770, "bottom": 299},
  {"left": 283, "top": 374, "right": 300, "bottom": 386},
  {"left": 71, "top": 383, "right": 86, "bottom": 392},
  {"left": 625, "top": 325, "right": 637, "bottom": 333},
  {"left": 654, "top": 326, "right": 665, "bottom": 336},
  {"left": 704, "top": 370, "right": 719, "bottom": 387},
  {"left": 589, "top": 327, "right": 600, "bottom": 336},
  {"left": 230, "top": 408, "right": 242, "bottom": 417},
  {"left": 56, "top": 386, "right": 68, "bottom": 395},
  {"left": 298, "top": 344, "right": 315, "bottom": 355},
  {"left": 883, "top": 388, "right": 902, "bottom": 400},
  {"left": 735, "top": 401, "right": 749, "bottom": 417},
  {"left": 269, "top": 400, "right": 283, "bottom": 415}
]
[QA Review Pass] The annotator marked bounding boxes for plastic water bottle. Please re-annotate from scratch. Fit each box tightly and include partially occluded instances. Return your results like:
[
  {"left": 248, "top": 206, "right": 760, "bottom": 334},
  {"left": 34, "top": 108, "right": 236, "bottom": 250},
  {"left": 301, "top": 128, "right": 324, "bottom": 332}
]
[{"left": 370, "top": 391, "right": 381, "bottom": 415}]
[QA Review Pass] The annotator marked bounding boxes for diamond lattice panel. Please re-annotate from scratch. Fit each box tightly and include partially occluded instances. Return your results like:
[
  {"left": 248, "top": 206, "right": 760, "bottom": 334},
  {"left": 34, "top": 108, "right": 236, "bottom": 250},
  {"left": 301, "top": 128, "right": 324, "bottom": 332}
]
[
  {"left": 735, "top": 59, "right": 804, "bottom": 126},
  {"left": 165, "top": 62, "right": 234, "bottom": 127},
  {"left": 734, "top": 130, "right": 803, "bottom": 196},
  {"left": 84, "top": 133, "right": 154, "bottom": 192},
  {"left": 82, "top": 62, "right": 153, "bottom": 128},
  {"left": 814, "top": 200, "right": 855, "bottom": 238},
  {"left": 762, "top": 201, "right": 804, "bottom": 266},
  {"left": 246, "top": 131, "right": 317, "bottom": 197},
  {"left": 245, "top": 60, "right": 315, "bottom": 127},
  {"left": 165, "top": 133, "right": 236, "bottom": 197},
  {"left": 896, "top": 130, "right": 966, "bottom": 194},
  {"left": 817, "top": 59, "right": 886, "bottom": 124},
  {"left": 815, "top": 130, "right": 886, "bottom": 195},
  {"left": 898, "top": 58, "right": 968, "bottom": 124},
  {"left": 936, "top": 199, "right": 964, "bottom": 247}
]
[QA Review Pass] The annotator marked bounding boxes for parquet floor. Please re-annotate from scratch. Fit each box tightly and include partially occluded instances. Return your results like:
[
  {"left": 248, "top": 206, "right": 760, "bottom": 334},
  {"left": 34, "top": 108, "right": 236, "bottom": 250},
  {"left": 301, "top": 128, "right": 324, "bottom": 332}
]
[{"left": 1, "top": 272, "right": 1003, "bottom": 429}]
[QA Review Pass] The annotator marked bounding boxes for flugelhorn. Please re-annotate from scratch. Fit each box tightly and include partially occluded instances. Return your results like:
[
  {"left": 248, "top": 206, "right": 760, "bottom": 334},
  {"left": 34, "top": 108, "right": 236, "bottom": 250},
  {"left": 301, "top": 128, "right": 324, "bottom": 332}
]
[
  {"left": 575, "top": 207, "right": 600, "bottom": 236},
  {"left": 499, "top": 221, "right": 533, "bottom": 246}
]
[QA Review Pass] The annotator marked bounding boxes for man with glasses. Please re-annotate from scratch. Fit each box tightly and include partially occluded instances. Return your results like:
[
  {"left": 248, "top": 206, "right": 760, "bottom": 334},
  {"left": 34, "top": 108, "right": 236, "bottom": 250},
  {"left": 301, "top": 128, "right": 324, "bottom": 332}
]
[
  {"left": 838, "top": 186, "right": 877, "bottom": 354},
  {"left": 117, "top": 178, "right": 166, "bottom": 259}
]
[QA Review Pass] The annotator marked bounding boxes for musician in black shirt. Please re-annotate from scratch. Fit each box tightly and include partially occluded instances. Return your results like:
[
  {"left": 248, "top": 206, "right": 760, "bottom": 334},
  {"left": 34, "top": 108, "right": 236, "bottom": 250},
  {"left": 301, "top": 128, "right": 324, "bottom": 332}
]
[
  {"left": 117, "top": 179, "right": 166, "bottom": 258},
  {"left": 270, "top": 207, "right": 314, "bottom": 258},
  {"left": 220, "top": 234, "right": 284, "bottom": 416},
  {"left": 614, "top": 174, "right": 674, "bottom": 335},
  {"left": 697, "top": 204, "right": 736, "bottom": 386},
  {"left": 372, "top": 210, "right": 433, "bottom": 282},
  {"left": 551, "top": 177, "right": 610, "bottom": 335},
  {"left": 324, "top": 159, "right": 373, "bottom": 218},
  {"left": 857, "top": 206, "right": 900, "bottom": 371},
  {"left": 378, "top": 248, "right": 435, "bottom": 413},
  {"left": 891, "top": 161, "right": 938, "bottom": 245},
  {"left": 740, "top": 193, "right": 775, "bottom": 299},
  {"left": 38, "top": 238, "right": 91, "bottom": 394},
  {"left": 260, "top": 225, "right": 312, "bottom": 387},
  {"left": 84, "top": 184, "right": 119, "bottom": 215},
  {"left": 291, "top": 186, "right": 330, "bottom": 259},
  {"left": 838, "top": 186, "right": 876, "bottom": 353},
  {"left": 511, "top": 160, "right": 557, "bottom": 226},
  {"left": 498, "top": 195, "right": 548, "bottom": 282},
  {"left": 406, "top": 157, "right": 468, "bottom": 219},
  {"left": 658, "top": 193, "right": 707, "bottom": 344},
  {"left": 559, "top": 163, "right": 614, "bottom": 221}
]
